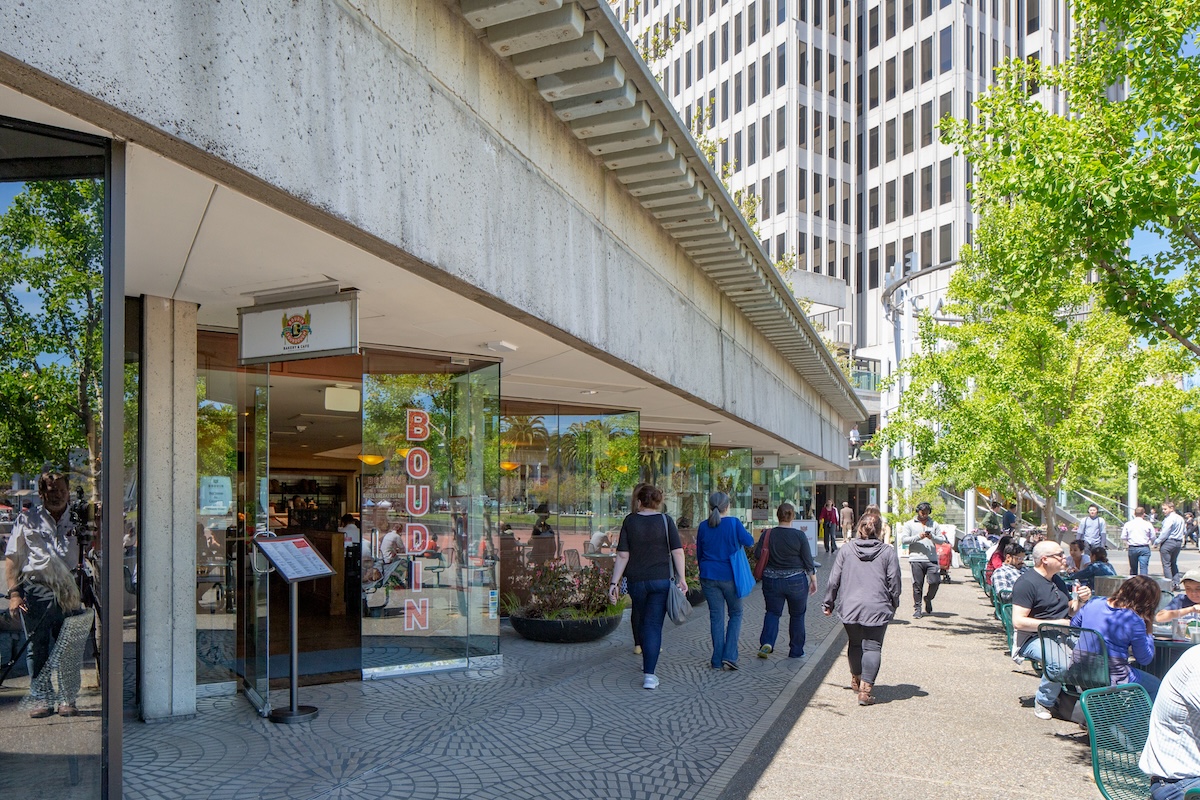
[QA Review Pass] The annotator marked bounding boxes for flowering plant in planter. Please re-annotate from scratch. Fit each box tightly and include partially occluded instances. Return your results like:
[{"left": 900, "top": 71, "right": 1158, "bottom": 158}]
[
  {"left": 682, "top": 542, "right": 701, "bottom": 591},
  {"left": 508, "top": 561, "right": 622, "bottom": 620}
]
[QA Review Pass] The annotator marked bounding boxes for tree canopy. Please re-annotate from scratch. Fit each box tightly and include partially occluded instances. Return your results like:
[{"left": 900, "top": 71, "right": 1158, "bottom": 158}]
[{"left": 944, "top": 0, "right": 1200, "bottom": 357}]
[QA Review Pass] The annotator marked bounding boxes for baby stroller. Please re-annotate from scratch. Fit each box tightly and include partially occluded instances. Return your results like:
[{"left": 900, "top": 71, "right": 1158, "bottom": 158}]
[{"left": 936, "top": 541, "right": 953, "bottom": 583}]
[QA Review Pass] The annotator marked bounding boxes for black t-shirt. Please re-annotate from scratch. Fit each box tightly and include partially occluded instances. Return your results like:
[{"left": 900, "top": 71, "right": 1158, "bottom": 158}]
[
  {"left": 1011, "top": 569, "right": 1070, "bottom": 647},
  {"left": 617, "top": 512, "right": 682, "bottom": 583},
  {"left": 754, "top": 526, "right": 815, "bottom": 573}
]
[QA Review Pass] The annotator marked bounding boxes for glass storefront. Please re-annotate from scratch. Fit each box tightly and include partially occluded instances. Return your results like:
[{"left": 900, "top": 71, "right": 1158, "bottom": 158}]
[
  {"left": 711, "top": 446, "right": 753, "bottom": 524},
  {"left": 639, "top": 432, "right": 710, "bottom": 542},
  {"left": 0, "top": 116, "right": 110, "bottom": 798}
]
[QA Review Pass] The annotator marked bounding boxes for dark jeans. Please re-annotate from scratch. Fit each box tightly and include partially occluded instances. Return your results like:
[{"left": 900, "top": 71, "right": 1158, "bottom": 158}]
[
  {"left": 844, "top": 623, "right": 887, "bottom": 684},
  {"left": 21, "top": 582, "right": 65, "bottom": 705},
  {"left": 760, "top": 573, "right": 810, "bottom": 657},
  {"left": 1128, "top": 545, "right": 1151, "bottom": 576},
  {"left": 1151, "top": 776, "right": 1200, "bottom": 800},
  {"left": 822, "top": 522, "right": 838, "bottom": 553},
  {"left": 701, "top": 578, "right": 743, "bottom": 667},
  {"left": 1159, "top": 540, "right": 1183, "bottom": 585},
  {"left": 910, "top": 560, "right": 941, "bottom": 609},
  {"left": 627, "top": 579, "right": 669, "bottom": 675}
]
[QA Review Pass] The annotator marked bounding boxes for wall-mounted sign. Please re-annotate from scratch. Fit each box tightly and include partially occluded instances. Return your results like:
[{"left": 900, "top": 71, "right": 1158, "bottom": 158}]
[
  {"left": 752, "top": 453, "right": 779, "bottom": 469},
  {"left": 239, "top": 292, "right": 358, "bottom": 364}
]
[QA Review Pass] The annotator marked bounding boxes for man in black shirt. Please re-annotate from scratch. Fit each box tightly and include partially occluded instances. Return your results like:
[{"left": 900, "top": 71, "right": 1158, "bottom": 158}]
[{"left": 1011, "top": 540, "right": 1092, "bottom": 720}]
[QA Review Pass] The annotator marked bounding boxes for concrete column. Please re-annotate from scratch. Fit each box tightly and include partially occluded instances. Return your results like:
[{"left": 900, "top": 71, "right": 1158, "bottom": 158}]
[{"left": 139, "top": 295, "right": 198, "bottom": 720}]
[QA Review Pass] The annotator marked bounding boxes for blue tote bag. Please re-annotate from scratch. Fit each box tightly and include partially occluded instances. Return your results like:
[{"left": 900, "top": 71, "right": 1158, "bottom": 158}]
[{"left": 730, "top": 546, "right": 754, "bottom": 598}]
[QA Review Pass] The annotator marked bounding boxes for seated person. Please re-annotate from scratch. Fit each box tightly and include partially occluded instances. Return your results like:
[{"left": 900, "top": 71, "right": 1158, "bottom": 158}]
[
  {"left": 1064, "top": 539, "right": 1090, "bottom": 572},
  {"left": 1071, "top": 575, "right": 1161, "bottom": 698},
  {"left": 531, "top": 503, "right": 555, "bottom": 536},
  {"left": 379, "top": 524, "right": 405, "bottom": 564},
  {"left": 587, "top": 530, "right": 612, "bottom": 554},
  {"left": 990, "top": 543, "right": 1027, "bottom": 597},
  {"left": 985, "top": 535, "right": 1014, "bottom": 585},
  {"left": 1066, "top": 546, "right": 1117, "bottom": 590},
  {"left": 1140, "top": 646, "right": 1200, "bottom": 800},
  {"left": 1155, "top": 568, "right": 1200, "bottom": 625}
]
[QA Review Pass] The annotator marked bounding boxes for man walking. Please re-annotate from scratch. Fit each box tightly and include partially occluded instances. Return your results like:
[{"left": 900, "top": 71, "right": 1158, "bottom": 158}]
[
  {"left": 839, "top": 502, "right": 856, "bottom": 546},
  {"left": 1002, "top": 502, "right": 1018, "bottom": 535},
  {"left": 1155, "top": 501, "right": 1186, "bottom": 590},
  {"left": 1076, "top": 504, "right": 1106, "bottom": 552},
  {"left": 1122, "top": 506, "right": 1156, "bottom": 576},
  {"left": 982, "top": 501, "right": 1003, "bottom": 538},
  {"left": 900, "top": 502, "right": 947, "bottom": 618},
  {"left": 848, "top": 427, "right": 861, "bottom": 460}
]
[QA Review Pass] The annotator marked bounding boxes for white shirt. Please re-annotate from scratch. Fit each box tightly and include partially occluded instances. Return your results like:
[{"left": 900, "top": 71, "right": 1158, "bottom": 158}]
[
  {"left": 1121, "top": 518, "right": 1156, "bottom": 548},
  {"left": 341, "top": 522, "right": 361, "bottom": 547},
  {"left": 1065, "top": 553, "right": 1090, "bottom": 572},
  {"left": 1141, "top": 646, "right": 1200, "bottom": 780},
  {"left": 379, "top": 530, "right": 404, "bottom": 563},
  {"left": 4, "top": 505, "right": 77, "bottom": 578}
]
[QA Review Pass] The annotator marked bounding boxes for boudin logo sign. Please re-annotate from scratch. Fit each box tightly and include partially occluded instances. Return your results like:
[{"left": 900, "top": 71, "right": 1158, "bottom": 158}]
[{"left": 238, "top": 292, "right": 358, "bottom": 364}]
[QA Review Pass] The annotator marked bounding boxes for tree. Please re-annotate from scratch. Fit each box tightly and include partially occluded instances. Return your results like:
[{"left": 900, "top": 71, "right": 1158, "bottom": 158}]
[
  {"left": 0, "top": 179, "right": 104, "bottom": 496},
  {"left": 874, "top": 258, "right": 1193, "bottom": 537},
  {"left": 944, "top": 0, "right": 1200, "bottom": 357}
]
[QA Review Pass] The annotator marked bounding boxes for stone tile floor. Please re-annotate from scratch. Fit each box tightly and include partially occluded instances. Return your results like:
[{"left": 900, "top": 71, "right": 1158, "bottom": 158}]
[{"left": 124, "top": 577, "right": 840, "bottom": 800}]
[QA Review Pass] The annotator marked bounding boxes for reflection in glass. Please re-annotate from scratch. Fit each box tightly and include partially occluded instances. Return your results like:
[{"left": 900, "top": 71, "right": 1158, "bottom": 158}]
[
  {"left": 639, "top": 432, "right": 710, "bottom": 542},
  {"left": 0, "top": 119, "right": 108, "bottom": 798}
]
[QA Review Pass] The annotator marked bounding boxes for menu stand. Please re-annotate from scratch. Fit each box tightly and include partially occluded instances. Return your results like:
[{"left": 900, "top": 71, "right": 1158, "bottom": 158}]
[{"left": 253, "top": 535, "right": 336, "bottom": 725}]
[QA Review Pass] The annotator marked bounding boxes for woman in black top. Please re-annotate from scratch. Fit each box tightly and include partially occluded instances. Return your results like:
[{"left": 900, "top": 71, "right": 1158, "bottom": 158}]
[
  {"left": 610, "top": 485, "right": 685, "bottom": 690},
  {"left": 754, "top": 503, "right": 818, "bottom": 659}
]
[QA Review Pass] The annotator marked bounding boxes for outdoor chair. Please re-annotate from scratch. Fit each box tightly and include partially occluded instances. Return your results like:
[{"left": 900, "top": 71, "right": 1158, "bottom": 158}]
[
  {"left": 426, "top": 552, "right": 448, "bottom": 587},
  {"left": 1079, "top": 684, "right": 1152, "bottom": 800},
  {"left": 1037, "top": 623, "right": 1111, "bottom": 698},
  {"left": 1185, "top": 789, "right": 1200, "bottom": 800},
  {"left": 564, "top": 549, "right": 582, "bottom": 572},
  {"left": 999, "top": 604, "right": 1014, "bottom": 654}
]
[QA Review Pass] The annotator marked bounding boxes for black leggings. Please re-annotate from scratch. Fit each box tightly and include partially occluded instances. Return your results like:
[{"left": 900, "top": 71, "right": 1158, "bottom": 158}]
[
  {"left": 822, "top": 522, "right": 838, "bottom": 552},
  {"left": 844, "top": 623, "right": 887, "bottom": 684}
]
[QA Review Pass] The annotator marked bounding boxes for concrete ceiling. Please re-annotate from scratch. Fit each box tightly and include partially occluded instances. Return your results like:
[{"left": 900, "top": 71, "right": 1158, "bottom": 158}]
[{"left": 1, "top": 84, "right": 839, "bottom": 467}]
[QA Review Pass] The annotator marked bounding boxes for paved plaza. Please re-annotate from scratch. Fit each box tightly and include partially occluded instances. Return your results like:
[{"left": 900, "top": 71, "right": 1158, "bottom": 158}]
[{"left": 121, "top": 546, "right": 1200, "bottom": 799}]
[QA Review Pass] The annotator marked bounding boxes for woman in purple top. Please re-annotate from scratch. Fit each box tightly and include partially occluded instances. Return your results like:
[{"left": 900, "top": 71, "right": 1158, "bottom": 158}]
[
  {"left": 696, "top": 492, "right": 754, "bottom": 670},
  {"left": 1071, "top": 575, "right": 1161, "bottom": 698}
]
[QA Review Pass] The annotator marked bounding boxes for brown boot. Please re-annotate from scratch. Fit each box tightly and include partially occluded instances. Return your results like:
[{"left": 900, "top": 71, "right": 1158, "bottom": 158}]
[
  {"left": 858, "top": 681, "right": 875, "bottom": 706},
  {"left": 850, "top": 674, "right": 861, "bottom": 692}
]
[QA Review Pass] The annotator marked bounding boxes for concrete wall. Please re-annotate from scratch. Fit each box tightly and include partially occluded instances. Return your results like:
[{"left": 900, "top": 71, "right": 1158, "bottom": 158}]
[{"left": 0, "top": 0, "right": 850, "bottom": 465}]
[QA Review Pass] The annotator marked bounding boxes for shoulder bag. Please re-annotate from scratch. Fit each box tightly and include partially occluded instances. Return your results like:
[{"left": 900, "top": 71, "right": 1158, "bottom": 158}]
[
  {"left": 730, "top": 520, "right": 755, "bottom": 598},
  {"left": 663, "top": 514, "right": 690, "bottom": 625},
  {"left": 753, "top": 527, "right": 772, "bottom": 580}
]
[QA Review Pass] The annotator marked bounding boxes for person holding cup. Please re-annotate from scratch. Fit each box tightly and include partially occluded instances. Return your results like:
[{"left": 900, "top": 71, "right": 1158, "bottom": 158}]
[{"left": 1155, "top": 568, "right": 1200, "bottom": 627}]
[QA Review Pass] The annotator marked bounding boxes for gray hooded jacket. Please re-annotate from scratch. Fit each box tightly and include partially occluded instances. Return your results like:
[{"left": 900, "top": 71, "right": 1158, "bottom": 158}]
[{"left": 821, "top": 538, "right": 902, "bottom": 627}]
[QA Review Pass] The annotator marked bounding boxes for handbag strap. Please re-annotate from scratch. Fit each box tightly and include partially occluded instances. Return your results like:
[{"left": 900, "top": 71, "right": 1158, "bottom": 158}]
[{"left": 663, "top": 514, "right": 678, "bottom": 582}]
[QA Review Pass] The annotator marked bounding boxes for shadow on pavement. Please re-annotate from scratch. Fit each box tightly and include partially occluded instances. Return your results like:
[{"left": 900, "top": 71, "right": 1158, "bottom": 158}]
[{"left": 872, "top": 682, "right": 928, "bottom": 704}]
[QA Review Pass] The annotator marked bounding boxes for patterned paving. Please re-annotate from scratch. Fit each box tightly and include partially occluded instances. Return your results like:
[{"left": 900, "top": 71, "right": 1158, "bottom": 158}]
[{"left": 124, "top": 570, "right": 840, "bottom": 800}]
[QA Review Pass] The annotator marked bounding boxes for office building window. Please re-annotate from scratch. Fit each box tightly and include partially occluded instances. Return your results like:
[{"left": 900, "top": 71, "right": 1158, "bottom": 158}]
[
  {"left": 814, "top": 47, "right": 823, "bottom": 92},
  {"left": 869, "top": 125, "right": 879, "bottom": 169},
  {"left": 698, "top": 0, "right": 705, "bottom": 24},
  {"left": 903, "top": 46, "right": 914, "bottom": 91},
  {"left": 763, "top": 0, "right": 772, "bottom": 32},
  {"left": 777, "top": 108, "right": 787, "bottom": 151},
  {"left": 856, "top": 131, "right": 864, "bottom": 175},
  {"left": 735, "top": 12, "right": 743, "bottom": 52},
  {"left": 748, "top": 122, "right": 757, "bottom": 165},
  {"left": 798, "top": 167, "right": 807, "bottom": 211},
  {"left": 885, "top": 242, "right": 897, "bottom": 279},
  {"left": 722, "top": 80, "right": 730, "bottom": 120},
  {"left": 813, "top": 237, "right": 822, "bottom": 273},
  {"left": 843, "top": 0, "right": 851, "bottom": 39},
  {"left": 979, "top": 31, "right": 986, "bottom": 77},
  {"left": 827, "top": 113, "right": 836, "bottom": 158},
  {"left": 778, "top": 0, "right": 787, "bottom": 24},
  {"left": 869, "top": 6, "right": 879, "bottom": 49},
  {"left": 686, "top": 51, "right": 693, "bottom": 87},
  {"left": 735, "top": 72, "right": 743, "bottom": 112},
  {"left": 1027, "top": 52, "right": 1041, "bottom": 94},
  {"left": 869, "top": 247, "right": 880, "bottom": 288},
  {"left": 920, "top": 100, "right": 933, "bottom": 146},
  {"left": 940, "top": 157, "right": 952, "bottom": 204},
  {"left": 939, "top": 26, "right": 952, "bottom": 73},
  {"left": 920, "top": 230, "right": 933, "bottom": 269},
  {"left": 921, "top": 36, "right": 933, "bottom": 82},
  {"left": 748, "top": 2, "right": 757, "bottom": 42},
  {"left": 663, "top": 66, "right": 670, "bottom": 95},
  {"left": 777, "top": 169, "right": 786, "bottom": 214},
  {"left": 857, "top": 250, "right": 865, "bottom": 293},
  {"left": 903, "top": 110, "right": 914, "bottom": 153},
  {"left": 903, "top": 234, "right": 914, "bottom": 269},
  {"left": 857, "top": 190, "right": 864, "bottom": 226},
  {"left": 762, "top": 178, "right": 771, "bottom": 219},
  {"left": 733, "top": 131, "right": 742, "bottom": 170},
  {"left": 921, "top": 165, "right": 933, "bottom": 210},
  {"left": 902, "top": 172, "right": 914, "bottom": 216},
  {"left": 777, "top": 45, "right": 787, "bottom": 89},
  {"left": 697, "top": 41, "right": 704, "bottom": 75},
  {"left": 814, "top": 110, "right": 823, "bottom": 155},
  {"left": 1027, "top": 0, "right": 1039, "bottom": 33},
  {"left": 798, "top": 43, "right": 807, "bottom": 84},
  {"left": 886, "top": 57, "right": 897, "bottom": 100},
  {"left": 723, "top": 22, "right": 730, "bottom": 61},
  {"left": 710, "top": 32, "right": 718, "bottom": 71},
  {"left": 813, "top": 172, "right": 823, "bottom": 217},
  {"left": 856, "top": 73, "right": 862, "bottom": 116},
  {"left": 814, "top": 0, "right": 822, "bottom": 26},
  {"left": 843, "top": 121, "right": 851, "bottom": 163},
  {"left": 886, "top": 179, "right": 897, "bottom": 223},
  {"left": 827, "top": 0, "right": 835, "bottom": 33},
  {"left": 843, "top": 243, "right": 851, "bottom": 283},
  {"left": 762, "top": 113, "right": 772, "bottom": 157},
  {"left": 798, "top": 106, "right": 807, "bottom": 148},
  {"left": 709, "top": 89, "right": 716, "bottom": 127},
  {"left": 869, "top": 66, "right": 879, "bottom": 109},
  {"left": 885, "top": 118, "right": 896, "bottom": 161},
  {"left": 869, "top": 187, "right": 879, "bottom": 228},
  {"left": 748, "top": 62, "right": 757, "bottom": 104},
  {"left": 886, "top": 0, "right": 896, "bottom": 38},
  {"left": 939, "top": 223, "right": 953, "bottom": 262},
  {"left": 939, "top": 91, "right": 953, "bottom": 139},
  {"left": 965, "top": 26, "right": 972, "bottom": 71},
  {"left": 828, "top": 176, "right": 837, "bottom": 219},
  {"left": 721, "top": 140, "right": 729, "bottom": 168},
  {"left": 921, "top": 0, "right": 932, "bottom": 18},
  {"left": 776, "top": 233, "right": 786, "bottom": 258},
  {"left": 843, "top": 58, "right": 851, "bottom": 100},
  {"left": 903, "top": 0, "right": 913, "bottom": 27},
  {"left": 674, "top": 60, "right": 681, "bottom": 94},
  {"left": 763, "top": 55, "right": 772, "bottom": 98},
  {"left": 828, "top": 239, "right": 836, "bottom": 277}
]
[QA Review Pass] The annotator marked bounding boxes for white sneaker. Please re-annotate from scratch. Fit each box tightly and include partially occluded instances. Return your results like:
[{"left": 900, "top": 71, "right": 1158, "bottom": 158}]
[
  {"left": 643, "top": 674, "right": 660, "bottom": 690},
  {"left": 1033, "top": 704, "right": 1053, "bottom": 720}
]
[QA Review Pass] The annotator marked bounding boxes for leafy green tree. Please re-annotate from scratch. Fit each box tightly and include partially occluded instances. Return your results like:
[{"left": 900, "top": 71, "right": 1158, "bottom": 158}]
[
  {"left": 0, "top": 179, "right": 104, "bottom": 496},
  {"left": 944, "top": 0, "right": 1200, "bottom": 357}
]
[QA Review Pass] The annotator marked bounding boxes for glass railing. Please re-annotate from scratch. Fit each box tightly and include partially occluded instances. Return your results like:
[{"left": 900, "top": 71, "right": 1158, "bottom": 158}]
[{"left": 850, "top": 369, "right": 880, "bottom": 392}]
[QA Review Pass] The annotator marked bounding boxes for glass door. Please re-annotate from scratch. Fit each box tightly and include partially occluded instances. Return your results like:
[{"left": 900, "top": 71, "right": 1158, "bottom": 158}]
[{"left": 239, "top": 365, "right": 271, "bottom": 713}]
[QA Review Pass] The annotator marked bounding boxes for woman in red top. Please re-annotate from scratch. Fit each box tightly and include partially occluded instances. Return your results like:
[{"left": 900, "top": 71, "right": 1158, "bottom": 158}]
[
  {"left": 820, "top": 501, "right": 841, "bottom": 554},
  {"left": 985, "top": 535, "right": 1014, "bottom": 585}
]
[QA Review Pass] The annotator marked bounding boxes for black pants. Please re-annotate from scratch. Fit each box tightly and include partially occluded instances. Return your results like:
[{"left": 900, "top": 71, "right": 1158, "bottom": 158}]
[
  {"left": 910, "top": 561, "right": 941, "bottom": 609},
  {"left": 22, "top": 583, "right": 65, "bottom": 703},
  {"left": 844, "top": 623, "right": 887, "bottom": 684},
  {"left": 822, "top": 522, "right": 838, "bottom": 553}
]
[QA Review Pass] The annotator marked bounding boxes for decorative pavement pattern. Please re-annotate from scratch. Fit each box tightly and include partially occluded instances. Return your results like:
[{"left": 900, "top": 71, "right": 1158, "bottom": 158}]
[{"left": 124, "top": 562, "right": 841, "bottom": 800}]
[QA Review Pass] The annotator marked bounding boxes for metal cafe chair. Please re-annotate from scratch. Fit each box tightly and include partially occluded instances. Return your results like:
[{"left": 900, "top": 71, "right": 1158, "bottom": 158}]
[{"left": 1079, "top": 683, "right": 1152, "bottom": 800}]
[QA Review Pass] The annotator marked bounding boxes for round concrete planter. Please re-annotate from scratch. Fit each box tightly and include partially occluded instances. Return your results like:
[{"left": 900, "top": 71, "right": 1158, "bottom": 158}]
[
  {"left": 686, "top": 588, "right": 707, "bottom": 606},
  {"left": 509, "top": 613, "right": 623, "bottom": 643}
]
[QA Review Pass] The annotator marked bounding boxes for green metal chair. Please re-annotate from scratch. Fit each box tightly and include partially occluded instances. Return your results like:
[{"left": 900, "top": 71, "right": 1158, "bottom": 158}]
[
  {"left": 1184, "top": 788, "right": 1200, "bottom": 799},
  {"left": 999, "top": 603, "right": 1014, "bottom": 653},
  {"left": 1038, "top": 623, "right": 1111, "bottom": 698},
  {"left": 1079, "top": 684, "right": 1152, "bottom": 800}
]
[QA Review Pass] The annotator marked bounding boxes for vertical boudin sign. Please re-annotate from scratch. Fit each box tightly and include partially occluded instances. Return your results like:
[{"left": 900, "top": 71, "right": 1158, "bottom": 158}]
[{"left": 403, "top": 409, "right": 431, "bottom": 631}]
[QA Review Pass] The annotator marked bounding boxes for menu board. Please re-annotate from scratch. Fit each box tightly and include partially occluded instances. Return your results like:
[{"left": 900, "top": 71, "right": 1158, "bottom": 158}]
[{"left": 255, "top": 535, "right": 336, "bottom": 583}]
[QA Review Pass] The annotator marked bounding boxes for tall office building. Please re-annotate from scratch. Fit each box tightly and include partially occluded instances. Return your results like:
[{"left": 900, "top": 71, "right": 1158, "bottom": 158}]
[{"left": 621, "top": 0, "right": 1069, "bottom": 441}]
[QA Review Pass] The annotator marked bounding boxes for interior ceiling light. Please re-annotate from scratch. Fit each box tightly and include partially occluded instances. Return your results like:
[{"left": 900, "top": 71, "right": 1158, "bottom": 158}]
[
  {"left": 500, "top": 460, "right": 520, "bottom": 472},
  {"left": 483, "top": 340, "right": 518, "bottom": 353},
  {"left": 357, "top": 454, "right": 386, "bottom": 466}
]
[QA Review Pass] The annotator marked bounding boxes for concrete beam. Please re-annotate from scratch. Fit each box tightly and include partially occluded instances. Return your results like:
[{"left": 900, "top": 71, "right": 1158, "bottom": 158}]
[
  {"left": 462, "top": 0, "right": 563, "bottom": 29},
  {"left": 614, "top": 153, "right": 686, "bottom": 184},
  {"left": 511, "top": 30, "right": 603, "bottom": 78},
  {"left": 486, "top": 4, "right": 583, "bottom": 56},
  {"left": 602, "top": 139, "right": 675, "bottom": 170},
  {"left": 660, "top": 208, "right": 721, "bottom": 229},
  {"left": 626, "top": 170, "right": 696, "bottom": 196},
  {"left": 639, "top": 184, "right": 704, "bottom": 207},
  {"left": 648, "top": 194, "right": 714, "bottom": 218},
  {"left": 585, "top": 121, "right": 663, "bottom": 155},
  {"left": 551, "top": 81, "right": 636, "bottom": 121},
  {"left": 535, "top": 57, "right": 624, "bottom": 100},
  {"left": 569, "top": 101, "right": 650, "bottom": 137}
]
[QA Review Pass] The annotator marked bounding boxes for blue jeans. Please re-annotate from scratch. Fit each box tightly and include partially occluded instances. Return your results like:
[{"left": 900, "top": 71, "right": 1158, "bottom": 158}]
[
  {"left": 1128, "top": 667, "right": 1161, "bottom": 700},
  {"left": 1151, "top": 777, "right": 1200, "bottom": 800},
  {"left": 1019, "top": 635, "right": 1069, "bottom": 709},
  {"left": 627, "top": 579, "right": 669, "bottom": 675},
  {"left": 759, "top": 574, "right": 809, "bottom": 657},
  {"left": 701, "top": 578, "right": 743, "bottom": 667},
  {"left": 1128, "top": 545, "right": 1151, "bottom": 576}
]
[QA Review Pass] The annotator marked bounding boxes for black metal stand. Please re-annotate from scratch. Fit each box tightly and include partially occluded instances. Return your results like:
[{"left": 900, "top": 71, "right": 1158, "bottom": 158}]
[{"left": 268, "top": 581, "right": 317, "bottom": 724}]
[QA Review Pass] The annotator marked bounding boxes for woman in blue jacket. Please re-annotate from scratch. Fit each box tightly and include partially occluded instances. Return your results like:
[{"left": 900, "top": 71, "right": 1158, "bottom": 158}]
[{"left": 696, "top": 492, "right": 754, "bottom": 670}]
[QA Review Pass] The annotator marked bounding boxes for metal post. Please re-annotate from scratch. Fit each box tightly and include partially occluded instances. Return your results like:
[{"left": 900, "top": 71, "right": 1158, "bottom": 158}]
[
  {"left": 268, "top": 580, "right": 317, "bottom": 723},
  {"left": 1127, "top": 463, "right": 1138, "bottom": 522}
]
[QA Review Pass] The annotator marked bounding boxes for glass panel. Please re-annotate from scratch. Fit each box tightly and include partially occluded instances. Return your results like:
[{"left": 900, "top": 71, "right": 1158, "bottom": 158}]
[
  {"left": 361, "top": 351, "right": 499, "bottom": 670},
  {"left": 639, "top": 433, "right": 710, "bottom": 543},
  {"left": 711, "top": 447, "right": 753, "bottom": 525},
  {"left": 238, "top": 364, "right": 271, "bottom": 712},
  {"left": 0, "top": 118, "right": 107, "bottom": 797}
]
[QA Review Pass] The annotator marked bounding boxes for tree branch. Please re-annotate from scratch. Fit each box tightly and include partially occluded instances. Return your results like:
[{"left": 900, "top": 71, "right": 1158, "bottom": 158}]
[{"left": 1095, "top": 257, "right": 1200, "bottom": 359}]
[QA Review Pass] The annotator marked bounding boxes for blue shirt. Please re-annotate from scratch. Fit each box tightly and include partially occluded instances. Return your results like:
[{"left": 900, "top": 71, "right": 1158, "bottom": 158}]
[
  {"left": 1067, "top": 560, "right": 1117, "bottom": 589},
  {"left": 1076, "top": 516, "right": 1106, "bottom": 550},
  {"left": 1071, "top": 598, "right": 1155, "bottom": 684},
  {"left": 695, "top": 516, "right": 754, "bottom": 582}
]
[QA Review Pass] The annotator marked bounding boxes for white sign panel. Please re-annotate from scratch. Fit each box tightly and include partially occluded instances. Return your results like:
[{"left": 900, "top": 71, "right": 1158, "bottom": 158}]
[
  {"left": 751, "top": 483, "right": 770, "bottom": 521},
  {"left": 255, "top": 535, "right": 336, "bottom": 583},
  {"left": 752, "top": 453, "right": 779, "bottom": 469},
  {"left": 239, "top": 293, "right": 358, "bottom": 364}
]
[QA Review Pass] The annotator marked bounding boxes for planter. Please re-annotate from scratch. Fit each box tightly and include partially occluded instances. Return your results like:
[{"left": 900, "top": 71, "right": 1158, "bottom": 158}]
[
  {"left": 509, "top": 613, "right": 623, "bottom": 643},
  {"left": 686, "top": 588, "right": 707, "bottom": 606}
]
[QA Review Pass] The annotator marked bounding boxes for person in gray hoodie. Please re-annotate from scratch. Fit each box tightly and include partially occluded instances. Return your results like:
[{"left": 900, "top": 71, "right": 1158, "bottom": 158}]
[
  {"left": 821, "top": 514, "right": 902, "bottom": 706},
  {"left": 899, "top": 502, "right": 948, "bottom": 618}
]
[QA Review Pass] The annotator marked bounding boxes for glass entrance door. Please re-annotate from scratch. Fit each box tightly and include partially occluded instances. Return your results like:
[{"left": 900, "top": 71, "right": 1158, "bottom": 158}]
[{"left": 238, "top": 365, "right": 271, "bottom": 713}]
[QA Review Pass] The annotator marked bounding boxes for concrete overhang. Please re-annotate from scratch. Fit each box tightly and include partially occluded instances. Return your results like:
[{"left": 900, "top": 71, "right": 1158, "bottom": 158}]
[{"left": 459, "top": 0, "right": 865, "bottom": 422}]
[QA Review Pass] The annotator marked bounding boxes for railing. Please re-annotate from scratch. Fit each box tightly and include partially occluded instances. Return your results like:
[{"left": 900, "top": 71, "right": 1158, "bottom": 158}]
[{"left": 850, "top": 369, "right": 880, "bottom": 392}]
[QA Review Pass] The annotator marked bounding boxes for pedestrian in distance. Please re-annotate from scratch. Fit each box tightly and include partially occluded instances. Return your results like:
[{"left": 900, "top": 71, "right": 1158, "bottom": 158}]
[
  {"left": 609, "top": 484, "right": 685, "bottom": 690},
  {"left": 819, "top": 500, "right": 839, "bottom": 554},
  {"left": 695, "top": 492, "right": 754, "bottom": 671},
  {"left": 839, "top": 502, "right": 856, "bottom": 547},
  {"left": 1153, "top": 501, "right": 1186, "bottom": 590},
  {"left": 900, "top": 502, "right": 947, "bottom": 618},
  {"left": 821, "top": 514, "right": 902, "bottom": 706},
  {"left": 754, "top": 503, "right": 817, "bottom": 660},
  {"left": 848, "top": 427, "right": 861, "bottom": 460},
  {"left": 1121, "top": 506, "right": 1156, "bottom": 577}
]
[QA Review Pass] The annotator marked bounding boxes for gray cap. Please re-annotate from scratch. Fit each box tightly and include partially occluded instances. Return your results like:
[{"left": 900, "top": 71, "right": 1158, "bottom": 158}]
[{"left": 1181, "top": 568, "right": 1200, "bottom": 585}]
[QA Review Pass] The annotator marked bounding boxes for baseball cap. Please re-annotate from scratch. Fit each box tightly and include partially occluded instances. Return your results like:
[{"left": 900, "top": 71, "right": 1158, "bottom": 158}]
[{"left": 1181, "top": 568, "right": 1200, "bottom": 585}]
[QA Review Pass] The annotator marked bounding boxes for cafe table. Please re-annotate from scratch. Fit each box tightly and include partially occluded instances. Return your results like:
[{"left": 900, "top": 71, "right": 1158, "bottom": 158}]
[
  {"left": 581, "top": 552, "right": 616, "bottom": 565},
  {"left": 1146, "top": 635, "right": 1198, "bottom": 679}
]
